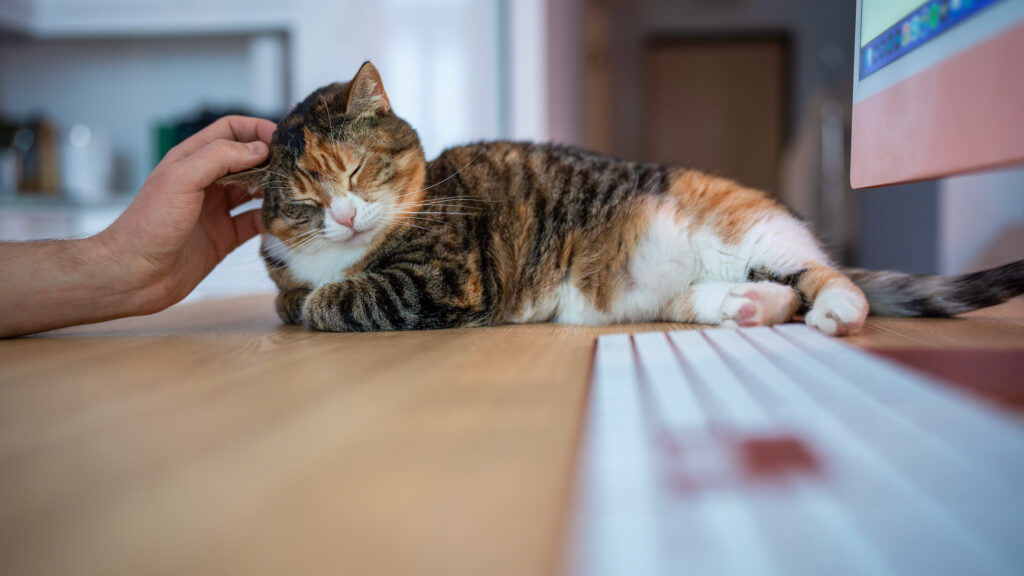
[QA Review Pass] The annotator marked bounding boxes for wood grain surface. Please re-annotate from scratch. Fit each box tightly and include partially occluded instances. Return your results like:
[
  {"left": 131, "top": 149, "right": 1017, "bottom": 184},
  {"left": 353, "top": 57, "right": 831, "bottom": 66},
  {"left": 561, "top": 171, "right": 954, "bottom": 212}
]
[{"left": 1, "top": 295, "right": 1022, "bottom": 575}]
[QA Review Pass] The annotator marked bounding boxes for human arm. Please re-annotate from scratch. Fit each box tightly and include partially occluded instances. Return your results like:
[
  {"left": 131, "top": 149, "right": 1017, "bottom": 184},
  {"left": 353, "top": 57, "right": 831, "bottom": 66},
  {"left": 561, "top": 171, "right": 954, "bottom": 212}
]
[{"left": 0, "top": 115, "right": 276, "bottom": 338}]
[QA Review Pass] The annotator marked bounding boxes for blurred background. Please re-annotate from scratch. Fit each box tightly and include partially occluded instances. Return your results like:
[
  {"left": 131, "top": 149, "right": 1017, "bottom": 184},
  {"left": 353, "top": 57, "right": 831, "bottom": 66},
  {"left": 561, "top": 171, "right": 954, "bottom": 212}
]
[{"left": 1, "top": 0, "right": 1021, "bottom": 302}]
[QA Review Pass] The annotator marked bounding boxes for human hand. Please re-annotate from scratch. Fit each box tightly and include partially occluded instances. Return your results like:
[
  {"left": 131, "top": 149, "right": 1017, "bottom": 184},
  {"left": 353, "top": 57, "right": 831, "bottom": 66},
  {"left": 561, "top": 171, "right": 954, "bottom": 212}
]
[{"left": 97, "top": 115, "right": 276, "bottom": 313}]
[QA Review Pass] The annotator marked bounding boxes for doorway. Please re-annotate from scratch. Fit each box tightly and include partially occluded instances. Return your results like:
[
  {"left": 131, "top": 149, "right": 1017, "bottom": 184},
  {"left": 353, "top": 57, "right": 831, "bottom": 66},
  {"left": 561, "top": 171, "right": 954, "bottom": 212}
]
[{"left": 640, "top": 36, "right": 789, "bottom": 194}]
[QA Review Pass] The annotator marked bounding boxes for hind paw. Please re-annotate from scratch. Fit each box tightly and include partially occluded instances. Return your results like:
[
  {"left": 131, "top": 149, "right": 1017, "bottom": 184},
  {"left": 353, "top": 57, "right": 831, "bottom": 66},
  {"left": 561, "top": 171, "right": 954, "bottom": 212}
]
[
  {"left": 806, "top": 287, "right": 868, "bottom": 336},
  {"left": 720, "top": 283, "right": 800, "bottom": 328}
]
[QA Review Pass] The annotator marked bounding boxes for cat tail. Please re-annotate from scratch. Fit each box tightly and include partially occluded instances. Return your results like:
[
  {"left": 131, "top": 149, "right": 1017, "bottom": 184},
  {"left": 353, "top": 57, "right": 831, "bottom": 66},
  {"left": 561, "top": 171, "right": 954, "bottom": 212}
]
[{"left": 842, "top": 259, "right": 1024, "bottom": 317}]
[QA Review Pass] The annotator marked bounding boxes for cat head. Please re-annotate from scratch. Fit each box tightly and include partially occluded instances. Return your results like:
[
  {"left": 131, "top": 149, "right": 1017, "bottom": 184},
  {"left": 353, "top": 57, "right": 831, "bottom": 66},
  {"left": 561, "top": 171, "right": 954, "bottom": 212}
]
[{"left": 219, "top": 62, "right": 427, "bottom": 250}]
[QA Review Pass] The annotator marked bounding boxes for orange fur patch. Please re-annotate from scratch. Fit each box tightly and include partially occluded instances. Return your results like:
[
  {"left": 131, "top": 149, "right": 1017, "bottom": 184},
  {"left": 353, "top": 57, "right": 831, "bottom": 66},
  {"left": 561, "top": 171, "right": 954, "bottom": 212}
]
[
  {"left": 797, "top": 265, "right": 858, "bottom": 303},
  {"left": 667, "top": 169, "right": 782, "bottom": 243},
  {"left": 294, "top": 127, "right": 357, "bottom": 203},
  {"left": 390, "top": 148, "right": 427, "bottom": 203}
]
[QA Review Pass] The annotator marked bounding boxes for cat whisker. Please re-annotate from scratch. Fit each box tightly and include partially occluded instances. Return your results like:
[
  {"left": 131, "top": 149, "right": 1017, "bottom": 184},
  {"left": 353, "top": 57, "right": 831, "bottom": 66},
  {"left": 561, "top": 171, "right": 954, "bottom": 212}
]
[
  {"left": 283, "top": 236, "right": 318, "bottom": 250},
  {"left": 397, "top": 203, "right": 480, "bottom": 212},
  {"left": 392, "top": 151, "right": 483, "bottom": 198},
  {"left": 388, "top": 210, "right": 477, "bottom": 216},
  {"left": 416, "top": 196, "right": 497, "bottom": 203},
  {"left": 403, "top": 197, "right": 497, "bottom": 206},
  {"left": 289, "top": 229, "right": 323, "bottom": 244},
  {"left": 277, "top": 229, "right": 323, "bottom": 251},
  {"left": 392, "top": 188, "right": 473, "bottom": 201},
  {"left": 249, "top": 166, "right": 293, "bottom": 181},
  {"left": 400, "top": 216, "right": 457, "bottom": 230},
  {"left": 388, "top": 219, "right": 431, "bottom": 233},
  {"left": 395, "top": 198, "right": 485, "bottom": 206},
  {"left": 286, "top": 227, "right": 322, "bottom": 240},
  {"left": 289, "top": 235, "right": 324, "bottom": 254}
]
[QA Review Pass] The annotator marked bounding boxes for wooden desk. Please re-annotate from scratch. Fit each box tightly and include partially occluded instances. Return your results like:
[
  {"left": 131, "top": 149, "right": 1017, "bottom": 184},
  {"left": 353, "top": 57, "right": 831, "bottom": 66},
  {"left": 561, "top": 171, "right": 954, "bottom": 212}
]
[{"left": 2, "top": 297, "right": 1022, "bottom": 576}]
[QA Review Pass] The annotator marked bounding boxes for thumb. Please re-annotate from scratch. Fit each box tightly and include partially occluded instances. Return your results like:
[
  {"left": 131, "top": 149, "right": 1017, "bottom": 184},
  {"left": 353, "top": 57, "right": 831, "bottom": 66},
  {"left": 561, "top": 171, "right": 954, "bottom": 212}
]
[{"left": 173, "top": 139, "right": 269, "bottom": 192}]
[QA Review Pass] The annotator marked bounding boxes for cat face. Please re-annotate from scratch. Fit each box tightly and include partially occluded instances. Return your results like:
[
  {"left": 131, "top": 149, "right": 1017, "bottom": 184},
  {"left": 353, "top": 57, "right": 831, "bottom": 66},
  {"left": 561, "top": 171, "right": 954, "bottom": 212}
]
[{"left": 224, "top": 62, "right": 427, "bottom": 252}]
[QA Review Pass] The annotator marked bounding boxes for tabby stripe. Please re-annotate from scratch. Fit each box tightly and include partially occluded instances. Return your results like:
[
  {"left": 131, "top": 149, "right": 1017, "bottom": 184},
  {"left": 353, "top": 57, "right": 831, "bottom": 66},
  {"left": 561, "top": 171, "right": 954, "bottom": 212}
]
[
  {"left": 528, "top": 193, "right": 550, "bottom": 272},
  {"left": 367, "top": 274, "right": 399, "bottom": 329},
  {"left": 383, "top": 269, "right": 418, "bottom": 311},
  {"left": 351, "top": 288, "right": 375, "bottom": 331},
  {"left": 337, "top": 287, "right": 363, "bottom": 330},
  {"left": 472, "top": 217, "right": 496, "bottom": 313}
]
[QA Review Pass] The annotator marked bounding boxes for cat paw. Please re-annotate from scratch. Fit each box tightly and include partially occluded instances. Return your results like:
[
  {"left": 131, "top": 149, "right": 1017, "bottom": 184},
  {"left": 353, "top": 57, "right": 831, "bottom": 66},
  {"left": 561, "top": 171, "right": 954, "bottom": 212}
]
[
  {"left": 275, "top": 287, "right": 312, "bottom": 326},
  {"left": 301, "top": 287, "right": 334, "bottom": 331},
  {"left": 805, "top": 287, "right": 868, "bottom": 336},
  {"left": 720, "top": 283, "right": 800, "bottom": 327}
]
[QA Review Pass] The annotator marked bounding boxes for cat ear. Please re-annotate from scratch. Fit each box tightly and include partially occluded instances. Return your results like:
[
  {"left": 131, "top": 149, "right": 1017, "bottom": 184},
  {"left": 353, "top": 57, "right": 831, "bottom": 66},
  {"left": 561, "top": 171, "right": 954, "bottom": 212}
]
[
  {"left": 347, "top": 61, "right": 391, "bottom": 115},
  {"left": 213, "top": 163, "right": 268, "bottom": 197}
]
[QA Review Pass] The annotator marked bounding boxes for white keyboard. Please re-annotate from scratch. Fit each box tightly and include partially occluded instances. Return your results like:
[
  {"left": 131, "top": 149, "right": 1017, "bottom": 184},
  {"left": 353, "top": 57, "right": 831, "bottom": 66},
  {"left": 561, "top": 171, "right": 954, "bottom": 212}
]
[{"left": 571, "top": 324, "right": 1024, "bottom": 576}]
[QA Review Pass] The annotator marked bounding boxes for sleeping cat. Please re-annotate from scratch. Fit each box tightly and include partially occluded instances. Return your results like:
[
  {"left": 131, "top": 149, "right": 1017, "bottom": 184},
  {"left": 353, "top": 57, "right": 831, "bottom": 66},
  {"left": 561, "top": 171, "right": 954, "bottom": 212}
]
[{"left": 220, "top": 62, "right": 1024, "bottom": 336}]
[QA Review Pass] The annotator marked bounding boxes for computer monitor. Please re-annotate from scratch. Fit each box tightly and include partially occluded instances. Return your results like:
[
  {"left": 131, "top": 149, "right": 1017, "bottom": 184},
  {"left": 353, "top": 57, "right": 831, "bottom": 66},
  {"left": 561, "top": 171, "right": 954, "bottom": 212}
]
[{"left": 851, "top": 0, "right": 1024, "bottom": 188}]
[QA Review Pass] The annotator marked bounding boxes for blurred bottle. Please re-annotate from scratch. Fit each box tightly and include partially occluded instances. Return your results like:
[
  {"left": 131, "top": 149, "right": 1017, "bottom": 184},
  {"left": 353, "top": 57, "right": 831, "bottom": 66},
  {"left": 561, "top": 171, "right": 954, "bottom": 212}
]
[
  {"left": 0, "top": 149, "right": 16, "bottom": 199},
  {"left": 14, "top": 117, "right": 60, "bottom": 196},
  {"left": 59, "top": 123, "right": 113, "bottom": 203},
  {"left": 0, "top": 119, "right": 18, "bottom": 198}
]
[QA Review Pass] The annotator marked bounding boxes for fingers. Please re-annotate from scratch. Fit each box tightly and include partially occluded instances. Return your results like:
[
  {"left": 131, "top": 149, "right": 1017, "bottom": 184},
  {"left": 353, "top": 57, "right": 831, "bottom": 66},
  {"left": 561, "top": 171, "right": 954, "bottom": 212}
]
[
  {"left": 171, "top": 138, "right": 270, "bottom": 193},
  {"left": 163, "top": 115, "right": 276, "bottom": 165},
  {"left": 232, "top": 209, "right": 265, "bottom": 246}
]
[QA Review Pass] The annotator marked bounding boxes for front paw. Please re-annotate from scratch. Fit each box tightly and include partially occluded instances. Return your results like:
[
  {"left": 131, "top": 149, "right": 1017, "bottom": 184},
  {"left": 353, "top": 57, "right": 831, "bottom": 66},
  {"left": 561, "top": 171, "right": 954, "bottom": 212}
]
[
  {"left": 275, "top": 287, "right": 311, "bottom": 326},
  {"left": 300, "top": 286, "right": 339, "bottom": 331},
  {"left": 805, "top": 287, "right": 868, "bottom": 336},
  {"left": 720, "top": 282, "right": 799, "bottom": 327}
]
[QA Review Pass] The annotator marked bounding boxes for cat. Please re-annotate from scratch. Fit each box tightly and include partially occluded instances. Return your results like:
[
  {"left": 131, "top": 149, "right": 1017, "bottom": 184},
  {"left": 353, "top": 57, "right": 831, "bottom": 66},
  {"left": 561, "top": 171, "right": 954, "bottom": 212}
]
[{"left": 218, "top": 62, "right": 1024, "bottom": 336}]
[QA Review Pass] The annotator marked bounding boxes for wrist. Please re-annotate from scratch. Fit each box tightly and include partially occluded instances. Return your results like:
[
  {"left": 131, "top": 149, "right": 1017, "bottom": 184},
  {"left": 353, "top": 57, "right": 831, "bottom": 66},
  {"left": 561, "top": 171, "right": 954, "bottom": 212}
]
[
  {"left": 68, "top": 234, "right": 147, "bottom": 319},
  {"left": 87, "top": 230, "right": 170, "bottom": 317}
]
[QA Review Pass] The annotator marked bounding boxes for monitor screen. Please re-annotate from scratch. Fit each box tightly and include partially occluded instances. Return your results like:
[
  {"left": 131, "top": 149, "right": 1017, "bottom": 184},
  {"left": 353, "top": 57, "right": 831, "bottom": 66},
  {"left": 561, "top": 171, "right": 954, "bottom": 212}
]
[
  {"left": 860, "top": 0, "right": 1002, "bottom": 79},
  {"left": 851, "top": 0, "right": 1024, "bottom": 188}
]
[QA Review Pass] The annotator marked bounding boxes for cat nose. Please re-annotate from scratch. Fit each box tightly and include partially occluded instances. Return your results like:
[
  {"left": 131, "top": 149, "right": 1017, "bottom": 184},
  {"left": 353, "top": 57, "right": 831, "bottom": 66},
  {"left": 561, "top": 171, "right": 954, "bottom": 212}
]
[{"left": 329, "top": 198, "right": 356, "bottom": 228}]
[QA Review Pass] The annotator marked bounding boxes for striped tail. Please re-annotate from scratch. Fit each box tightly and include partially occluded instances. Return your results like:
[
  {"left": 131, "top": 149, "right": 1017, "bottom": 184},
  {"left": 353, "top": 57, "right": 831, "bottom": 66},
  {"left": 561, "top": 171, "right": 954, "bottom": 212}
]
[{"left": 843, "top": 260, "right": 1024, "bottom": 317}]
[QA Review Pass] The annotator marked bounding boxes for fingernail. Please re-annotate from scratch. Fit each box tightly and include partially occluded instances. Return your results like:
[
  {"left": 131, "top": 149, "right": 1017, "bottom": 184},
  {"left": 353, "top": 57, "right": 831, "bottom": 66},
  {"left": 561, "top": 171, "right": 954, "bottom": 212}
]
[{"left": 247, "top": 141, "right": 267, "bottom": 154}]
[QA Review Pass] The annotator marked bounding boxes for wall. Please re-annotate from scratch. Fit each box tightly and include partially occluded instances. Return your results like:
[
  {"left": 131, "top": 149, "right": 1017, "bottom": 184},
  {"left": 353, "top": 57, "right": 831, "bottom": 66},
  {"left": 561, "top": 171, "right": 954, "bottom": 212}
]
[
  {"left": 860, "top": 168, "right": 1024, "bottom": 277},
  {"left": 545, "top": 0, "right": 583, "bottom": 145},
  {"left": 0, "top": 35, "right": 262, "bottom": 191},
  {"left": 939, "top": 167, "right": 1024, "bottom": 274},
  {"left": 591, "top": 0, "right": 857, "bottom": 154},
  {"left": 857, "top": 180, "right": 939, "bottom": 274}
]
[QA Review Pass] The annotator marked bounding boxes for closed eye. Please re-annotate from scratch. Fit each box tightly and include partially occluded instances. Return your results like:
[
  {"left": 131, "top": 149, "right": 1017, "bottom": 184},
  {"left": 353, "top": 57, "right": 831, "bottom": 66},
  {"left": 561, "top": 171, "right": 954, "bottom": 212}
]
[
  {"left": 349, "top": 158, "right": 367, "bottom": 186},
  {"left": 284, "top": 200, "right": 321, "bottom": 221}
]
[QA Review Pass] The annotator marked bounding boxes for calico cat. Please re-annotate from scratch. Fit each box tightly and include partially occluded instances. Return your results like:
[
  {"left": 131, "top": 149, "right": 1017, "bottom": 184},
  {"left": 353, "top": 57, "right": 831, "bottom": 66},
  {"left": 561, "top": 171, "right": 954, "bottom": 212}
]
[{"left": 220, "top": 62, "right": 1024, "bottom": 336}]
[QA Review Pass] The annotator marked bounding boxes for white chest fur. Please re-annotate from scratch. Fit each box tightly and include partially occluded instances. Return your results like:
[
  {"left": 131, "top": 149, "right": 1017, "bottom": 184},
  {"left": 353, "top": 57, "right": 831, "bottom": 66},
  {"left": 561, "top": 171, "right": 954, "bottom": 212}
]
[{"left": 262, "top": 234, "right": 368, "bottom": 288}]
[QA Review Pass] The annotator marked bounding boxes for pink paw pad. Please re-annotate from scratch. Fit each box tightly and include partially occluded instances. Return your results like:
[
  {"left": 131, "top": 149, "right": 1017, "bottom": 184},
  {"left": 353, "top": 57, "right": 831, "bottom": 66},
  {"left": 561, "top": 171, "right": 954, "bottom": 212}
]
[
  {"left": 719, "top": 283, "right": 800, "bottom": 328},
  {"left": 732, "top": 291, "right": 763, "bottom": 326},
  {"left": 736, "top": 304, "right": 758, "bottom": 324}
]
